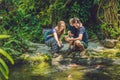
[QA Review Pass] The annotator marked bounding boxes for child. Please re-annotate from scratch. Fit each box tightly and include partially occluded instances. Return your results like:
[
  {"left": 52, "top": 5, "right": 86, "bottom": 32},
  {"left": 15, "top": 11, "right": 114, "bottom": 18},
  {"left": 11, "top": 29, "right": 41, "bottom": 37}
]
[{"left": 65, "top": 18, "right": 74, "bottom": 49}]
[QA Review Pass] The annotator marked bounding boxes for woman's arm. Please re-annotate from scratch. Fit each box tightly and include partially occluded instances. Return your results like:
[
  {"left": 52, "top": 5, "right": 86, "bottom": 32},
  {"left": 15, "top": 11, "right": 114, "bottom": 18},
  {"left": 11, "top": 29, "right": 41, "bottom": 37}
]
[{"left": 53, "top": 32, "right": 61, "bottom": 47}]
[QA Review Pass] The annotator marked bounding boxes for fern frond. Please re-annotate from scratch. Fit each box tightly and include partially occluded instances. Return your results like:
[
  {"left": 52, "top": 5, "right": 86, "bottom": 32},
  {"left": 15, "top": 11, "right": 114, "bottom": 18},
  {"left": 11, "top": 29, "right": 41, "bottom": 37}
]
[
  {"left": 0, "top": 58, "right": 9, "bottom": 74},
  {"left": 0, "top": 48, "right": 14, "bottom": 64},
  {"left": 4, "top": 39, "right": 20, "bottom": 47}
]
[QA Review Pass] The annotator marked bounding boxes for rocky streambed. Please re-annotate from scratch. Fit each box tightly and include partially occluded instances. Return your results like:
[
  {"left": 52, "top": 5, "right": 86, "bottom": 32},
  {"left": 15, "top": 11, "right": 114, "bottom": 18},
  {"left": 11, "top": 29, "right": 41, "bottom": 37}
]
[{"left": 9, "top": 40, "right": 120, "bottom": 80}]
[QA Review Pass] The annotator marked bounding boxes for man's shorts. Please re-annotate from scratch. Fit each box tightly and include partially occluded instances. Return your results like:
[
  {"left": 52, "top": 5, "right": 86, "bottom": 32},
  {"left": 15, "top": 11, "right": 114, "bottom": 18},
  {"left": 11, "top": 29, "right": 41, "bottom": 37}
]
[{"left": 81, "top": 41, "right": 88, "bottom": 49}]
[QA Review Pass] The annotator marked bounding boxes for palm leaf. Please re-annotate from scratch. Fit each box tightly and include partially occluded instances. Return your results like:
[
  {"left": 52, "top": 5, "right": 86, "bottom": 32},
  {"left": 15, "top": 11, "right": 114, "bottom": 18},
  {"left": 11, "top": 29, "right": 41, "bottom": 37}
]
[
  {"left": 0, "top": 35, "right": 10, "bottom": 39},
  {"left": 0, "top": 48, "right": 14, "bottom": 64},
  {"left": 0, "top": 58, "right": 9, "bottom": 74},
  {"left": 0, "top": 35, "right": 14, "bottom": 79},
  {"left": 0, "top": 65, "right": 8, "bottom": 79},
  {"left": 0, "top": 58, "right": 9, "bottom": 79}
]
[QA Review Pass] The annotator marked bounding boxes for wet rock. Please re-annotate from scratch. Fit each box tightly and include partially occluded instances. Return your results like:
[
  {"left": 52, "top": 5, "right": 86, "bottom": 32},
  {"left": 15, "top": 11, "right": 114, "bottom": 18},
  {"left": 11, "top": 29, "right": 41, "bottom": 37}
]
[
  {"left": 112, "top": 59, "right": 120, "bottom": 65},
  {"left": 103, "top": 39, "right": 118, "bottom": 48},
  {"left": 20, "top": 53, "right": 51, "bottom": 65},
  {"left": 85, "top": 71, "right": 111, "bottom": 80},
  {"left": 28, "top": 47, "right": 36, "bottom": 51},
  {"left": 71, "top": 57, "right": 113, "bottom": 66}
]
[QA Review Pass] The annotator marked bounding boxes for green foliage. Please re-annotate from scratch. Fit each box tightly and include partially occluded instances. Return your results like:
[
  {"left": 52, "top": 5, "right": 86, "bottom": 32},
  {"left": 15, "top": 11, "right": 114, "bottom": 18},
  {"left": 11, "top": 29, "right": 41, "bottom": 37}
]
[
  {"left": 116, "top": 52, "right": 120, "bottom": 57},
  {"left": 49, "top": 0, "right": 68, "bottom": 25},
  {"left": 69, "top": 2, "right": 80, "bottom": 18},
  {"left": 118, "top": 0, "right": 120, "bottom": 8},
  {"left": 3, "top": 35, "right": 30, "bottom": 56},
  {"left": 0, "top": 35, "right": 10, "bottom": 39},
  {"left": 69, "top": 0, "right": 92, "bottom": 23},
  {"left": 0, "top": 0, "right": 119, "bottom": 57},
  {"left": 93, "top": 0, "right": 101, "bottom": 5},
  {"left": 0, "top": 35, "right": 14, "bottom": 80},
  {"left": 0, "top": 0, "right": 43, "bottom": 42},
  {"left": 101, "top": 23, "right": 120, "bottom": 39}
]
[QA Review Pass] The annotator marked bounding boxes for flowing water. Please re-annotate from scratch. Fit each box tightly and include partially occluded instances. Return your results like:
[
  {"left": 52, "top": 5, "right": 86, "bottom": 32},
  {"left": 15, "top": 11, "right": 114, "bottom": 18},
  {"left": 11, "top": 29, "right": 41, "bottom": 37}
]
[
  {"left": 9, "top": 62, "right": 120, "bottom": 80},
  {"left": 8, "top": 42, "right": 120, "bottom": 80}
]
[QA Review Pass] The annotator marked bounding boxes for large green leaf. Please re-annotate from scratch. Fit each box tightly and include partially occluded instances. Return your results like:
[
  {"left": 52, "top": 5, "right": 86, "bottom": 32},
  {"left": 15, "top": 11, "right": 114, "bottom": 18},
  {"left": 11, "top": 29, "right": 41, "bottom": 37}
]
[{"left": 0, "top": 49, "right": 14, "bottom": 64}]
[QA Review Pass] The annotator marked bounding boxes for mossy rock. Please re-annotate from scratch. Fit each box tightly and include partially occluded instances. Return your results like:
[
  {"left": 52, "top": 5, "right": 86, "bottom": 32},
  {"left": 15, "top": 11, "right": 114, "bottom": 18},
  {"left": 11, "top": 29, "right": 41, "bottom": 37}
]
[
  {"left": 115, "top": 52, "right": 120, "bottom": 57},
  {"left": 103, "top": 39, "right": 115, "bottom": 48},
  {"left": 20, "top": 53, "right": 51, "bottom": 64}
]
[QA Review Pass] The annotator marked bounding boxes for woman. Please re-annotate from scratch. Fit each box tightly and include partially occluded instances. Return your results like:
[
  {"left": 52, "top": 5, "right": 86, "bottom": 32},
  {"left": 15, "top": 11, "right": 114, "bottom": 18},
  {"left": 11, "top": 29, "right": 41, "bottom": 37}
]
[{"left": 44, "top": 21, "right": 66, "bottom": 57}]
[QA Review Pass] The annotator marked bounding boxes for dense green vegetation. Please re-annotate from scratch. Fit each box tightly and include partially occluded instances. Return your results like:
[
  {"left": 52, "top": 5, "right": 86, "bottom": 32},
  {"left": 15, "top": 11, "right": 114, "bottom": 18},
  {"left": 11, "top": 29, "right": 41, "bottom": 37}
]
[
  {"left": 0, "top": 0, "right": 120, "bottom": 79},
  {"left": 0, "top": 35, "right": 14, "bottom": 80}
]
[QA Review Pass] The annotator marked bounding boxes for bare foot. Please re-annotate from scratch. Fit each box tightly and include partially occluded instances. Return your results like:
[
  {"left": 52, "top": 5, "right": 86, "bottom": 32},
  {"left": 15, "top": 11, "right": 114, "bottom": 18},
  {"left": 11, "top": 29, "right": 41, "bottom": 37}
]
[
  {"left": 80, "top": 49, "right": 86, "bottom": 56},
  {"left": 96, "top": 65, "right": 105, "bottom": 69},
  {"left": 67, "top": 74, "right": 72, "bottom": 80},
  {"left": 68, "top": 63, "right": 79, "bottom": 67},
  {"left": 68, "top": 74, "right": 72, "bottom": 78},
  {"left": 53, "top": 53, "right": 59, "bottom": 58}
]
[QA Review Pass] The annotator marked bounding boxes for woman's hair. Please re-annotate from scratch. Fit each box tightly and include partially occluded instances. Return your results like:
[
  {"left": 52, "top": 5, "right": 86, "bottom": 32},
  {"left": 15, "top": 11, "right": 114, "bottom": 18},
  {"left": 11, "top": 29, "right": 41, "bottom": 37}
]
[{"left": 56, "top": 21, "right": 66, "bottom": 36}]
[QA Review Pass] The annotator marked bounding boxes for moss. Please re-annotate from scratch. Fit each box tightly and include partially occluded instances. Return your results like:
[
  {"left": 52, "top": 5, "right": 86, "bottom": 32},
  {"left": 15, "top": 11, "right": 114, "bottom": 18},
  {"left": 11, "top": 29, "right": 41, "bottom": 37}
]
[
  {"left": 98, "top": 49, "right": 120, "bottom": 58},
  {"left": 31, "top": 62, "right": 50, "bottom": 76},
  {"left": 20, "top": 53, "right": 51, "bottom": 64},
  {"left": 115, "top": 52, "right": 120, "bottom": 57}
]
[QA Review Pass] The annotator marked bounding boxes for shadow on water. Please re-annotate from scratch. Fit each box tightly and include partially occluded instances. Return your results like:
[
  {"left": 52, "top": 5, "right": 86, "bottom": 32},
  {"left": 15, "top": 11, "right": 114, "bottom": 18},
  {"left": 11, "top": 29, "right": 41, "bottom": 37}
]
[
  {"left": 83, "top": 64, "right": 120, "bottom": 80},
  {"left": 31, "top": 76, "right": 52, "bottom": 80},
  {"left": 84, "top": 70, "right": 111, "bottom": 80}
]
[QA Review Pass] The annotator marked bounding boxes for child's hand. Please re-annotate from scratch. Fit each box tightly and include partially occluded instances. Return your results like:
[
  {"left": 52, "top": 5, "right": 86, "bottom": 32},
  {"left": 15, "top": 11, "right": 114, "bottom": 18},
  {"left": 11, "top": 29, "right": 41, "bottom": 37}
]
[
  {"left": 65, "top": 36, "right": 69, "bottom": 41},
  {"left": 69, "top": 38, "right": 74, "bottom": 41},
  {"left": 69, "top": 33, "right": 74, "bottom": 37}
]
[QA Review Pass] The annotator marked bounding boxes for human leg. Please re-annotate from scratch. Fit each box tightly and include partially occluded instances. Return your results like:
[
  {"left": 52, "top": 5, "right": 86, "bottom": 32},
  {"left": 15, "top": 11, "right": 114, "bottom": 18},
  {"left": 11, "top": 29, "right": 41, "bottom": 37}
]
[
  {"left": 74, "top": 40, "right": 86, "bottom": 56},
  {"left": 45, "top": 38, "right": 59, "bottom": 54},
  {"left": 68, "top": 41, "right": 74, "bottom": 49},
  {"left": 65, "top": 36, "right": 74, "bottom": 49}
]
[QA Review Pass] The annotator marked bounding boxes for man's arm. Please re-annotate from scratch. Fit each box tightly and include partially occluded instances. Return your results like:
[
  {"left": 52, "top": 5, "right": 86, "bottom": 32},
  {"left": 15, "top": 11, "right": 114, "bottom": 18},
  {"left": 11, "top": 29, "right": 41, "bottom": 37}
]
[
  {"left": 69, "top": 34, "right": 83, "bottom": 41},
  {"left": 70, "top": 27, "right": 85, "bottom": 41}
]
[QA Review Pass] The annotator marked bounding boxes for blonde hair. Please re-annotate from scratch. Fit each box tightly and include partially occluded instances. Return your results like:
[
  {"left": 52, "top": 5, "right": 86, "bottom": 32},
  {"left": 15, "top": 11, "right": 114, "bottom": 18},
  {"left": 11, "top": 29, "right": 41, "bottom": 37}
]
[
  {"left": 56, "top": 21, "right": 66, "bottom": 37},
  {"left": 58, "top": 21, "right": 66, "bottom": 33}
]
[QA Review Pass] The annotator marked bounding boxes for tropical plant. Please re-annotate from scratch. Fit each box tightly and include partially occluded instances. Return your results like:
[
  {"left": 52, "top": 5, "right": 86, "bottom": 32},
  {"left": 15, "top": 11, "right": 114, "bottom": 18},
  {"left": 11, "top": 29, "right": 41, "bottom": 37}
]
[
  {"left": 0, "top": 35, "right": 14, "bottom": 80},
  {"left": 69, "top": 0, "right": 92, "bottom": 24},
  {"left": 97, "top": 0, "right": 119, "bottom": 39}
]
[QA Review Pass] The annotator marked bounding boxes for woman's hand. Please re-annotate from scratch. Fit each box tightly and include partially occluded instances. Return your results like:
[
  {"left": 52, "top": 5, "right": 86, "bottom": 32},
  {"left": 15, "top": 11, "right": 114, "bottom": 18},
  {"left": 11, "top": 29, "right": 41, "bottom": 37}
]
[{"left": 57, "top": 41, "right": 61, "bottom": 48}]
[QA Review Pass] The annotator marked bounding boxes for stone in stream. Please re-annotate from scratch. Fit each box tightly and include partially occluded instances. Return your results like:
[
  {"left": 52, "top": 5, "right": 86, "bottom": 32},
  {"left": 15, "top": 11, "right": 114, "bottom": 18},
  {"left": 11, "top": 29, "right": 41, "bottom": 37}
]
[
  {"left": 103, "top": 39, "right": 118, "bottom": 48},
  {"left": 70, "top": 57, "right": 113, "bottom": 66}
]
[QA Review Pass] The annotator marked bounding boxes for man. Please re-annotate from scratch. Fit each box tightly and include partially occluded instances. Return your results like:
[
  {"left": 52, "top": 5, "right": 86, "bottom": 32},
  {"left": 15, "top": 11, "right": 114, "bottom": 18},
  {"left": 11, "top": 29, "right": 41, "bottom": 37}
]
[{"left": 66, "top": 18, "right": 88, "bottom": 56}]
